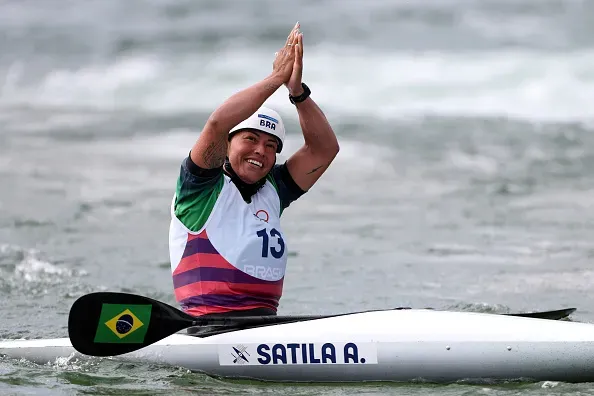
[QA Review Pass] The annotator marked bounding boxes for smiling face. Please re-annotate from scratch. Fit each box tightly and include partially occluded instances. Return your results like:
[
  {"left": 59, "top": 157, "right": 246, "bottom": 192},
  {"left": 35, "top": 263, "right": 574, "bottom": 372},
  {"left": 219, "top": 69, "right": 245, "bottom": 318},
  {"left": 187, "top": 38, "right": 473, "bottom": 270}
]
[{"left": 228, "top": 130, "right": 279, "bottom": 184}]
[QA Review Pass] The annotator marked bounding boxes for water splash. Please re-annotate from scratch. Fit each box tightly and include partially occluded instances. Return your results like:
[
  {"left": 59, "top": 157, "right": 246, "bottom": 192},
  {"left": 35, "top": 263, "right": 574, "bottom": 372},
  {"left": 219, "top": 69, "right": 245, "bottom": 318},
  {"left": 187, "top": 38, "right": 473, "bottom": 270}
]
[{"left": 0, "top": 244, "right": 87, "bottom": 288}]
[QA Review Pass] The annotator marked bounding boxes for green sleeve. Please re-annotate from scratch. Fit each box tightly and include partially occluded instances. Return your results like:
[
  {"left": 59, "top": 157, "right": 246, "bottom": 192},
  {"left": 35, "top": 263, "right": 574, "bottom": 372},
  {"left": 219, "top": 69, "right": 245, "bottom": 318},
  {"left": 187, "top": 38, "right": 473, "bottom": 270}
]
[{"left": 174, "top": 157, "right": 224, "bottom": 232}]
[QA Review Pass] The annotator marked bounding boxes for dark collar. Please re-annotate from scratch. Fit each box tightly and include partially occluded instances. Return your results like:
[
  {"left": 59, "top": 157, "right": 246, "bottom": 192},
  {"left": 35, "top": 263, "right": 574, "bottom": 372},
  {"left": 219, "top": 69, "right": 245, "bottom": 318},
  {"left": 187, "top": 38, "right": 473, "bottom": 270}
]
[{"left": 223, "top": 158, "right": 268, "bottom": 203}]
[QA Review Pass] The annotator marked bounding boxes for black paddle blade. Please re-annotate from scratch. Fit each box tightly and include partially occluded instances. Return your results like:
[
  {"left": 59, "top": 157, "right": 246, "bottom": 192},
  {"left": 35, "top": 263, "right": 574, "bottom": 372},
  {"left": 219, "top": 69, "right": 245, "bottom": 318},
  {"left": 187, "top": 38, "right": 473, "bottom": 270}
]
[
  {"left": 505, "top": 307, "right": 576, "bottom": 320},
  {"left": 68, "top": 292, "right": 196, "bottom": 357}
]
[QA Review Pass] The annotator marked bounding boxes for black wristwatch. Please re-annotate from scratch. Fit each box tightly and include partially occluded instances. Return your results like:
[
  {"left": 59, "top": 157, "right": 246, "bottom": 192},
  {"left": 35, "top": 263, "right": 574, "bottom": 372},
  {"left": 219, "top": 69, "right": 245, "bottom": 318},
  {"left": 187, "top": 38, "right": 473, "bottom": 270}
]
[{"left": 289, "top": 83, "right": 311, "bottom": 105}]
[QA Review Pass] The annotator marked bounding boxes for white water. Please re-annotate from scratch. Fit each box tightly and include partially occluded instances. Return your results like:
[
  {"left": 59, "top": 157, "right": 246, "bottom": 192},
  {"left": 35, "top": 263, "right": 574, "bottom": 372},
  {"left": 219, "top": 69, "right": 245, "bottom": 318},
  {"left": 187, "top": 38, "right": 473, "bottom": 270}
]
[{"left": 1, "top": 48, "right": 594, "bottom": 122}]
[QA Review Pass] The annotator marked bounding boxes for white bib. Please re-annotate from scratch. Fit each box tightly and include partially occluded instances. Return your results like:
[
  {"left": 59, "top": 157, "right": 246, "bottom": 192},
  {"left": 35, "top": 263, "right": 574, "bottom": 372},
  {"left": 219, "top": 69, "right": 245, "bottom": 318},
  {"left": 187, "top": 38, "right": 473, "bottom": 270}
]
[{"left": 170, "top": 175, "right": 287, "bottom": 281}]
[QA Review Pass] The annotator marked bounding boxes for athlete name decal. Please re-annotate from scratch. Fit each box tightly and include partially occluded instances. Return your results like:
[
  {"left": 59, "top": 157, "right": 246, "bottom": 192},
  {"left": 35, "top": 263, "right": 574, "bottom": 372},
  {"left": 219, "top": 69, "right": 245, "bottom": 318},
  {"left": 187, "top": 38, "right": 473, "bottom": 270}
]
[{"left": 218, "top": 342, "right": 378, "bottom": 366}]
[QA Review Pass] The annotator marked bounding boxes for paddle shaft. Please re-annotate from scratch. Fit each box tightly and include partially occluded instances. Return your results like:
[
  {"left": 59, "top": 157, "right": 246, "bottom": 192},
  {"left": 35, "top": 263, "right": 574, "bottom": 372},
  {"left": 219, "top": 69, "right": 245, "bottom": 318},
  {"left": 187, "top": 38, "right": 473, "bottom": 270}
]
[{"left": 191, "top": 308, "right": 576, "bottom": 327}]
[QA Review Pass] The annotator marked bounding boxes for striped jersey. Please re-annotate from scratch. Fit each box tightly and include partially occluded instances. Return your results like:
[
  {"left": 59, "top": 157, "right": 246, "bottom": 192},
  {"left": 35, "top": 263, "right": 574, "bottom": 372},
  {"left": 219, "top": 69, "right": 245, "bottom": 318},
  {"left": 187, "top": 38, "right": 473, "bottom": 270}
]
[{"left": 169, "top": 157, "right": 304, "bottom": 316}]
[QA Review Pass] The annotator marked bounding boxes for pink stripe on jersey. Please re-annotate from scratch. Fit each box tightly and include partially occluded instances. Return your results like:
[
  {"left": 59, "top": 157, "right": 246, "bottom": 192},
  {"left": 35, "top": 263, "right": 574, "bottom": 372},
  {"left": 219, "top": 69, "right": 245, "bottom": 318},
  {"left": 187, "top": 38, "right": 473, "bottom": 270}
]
[{"left": 172, "top": 230, "right": 284, "bottom": 316}]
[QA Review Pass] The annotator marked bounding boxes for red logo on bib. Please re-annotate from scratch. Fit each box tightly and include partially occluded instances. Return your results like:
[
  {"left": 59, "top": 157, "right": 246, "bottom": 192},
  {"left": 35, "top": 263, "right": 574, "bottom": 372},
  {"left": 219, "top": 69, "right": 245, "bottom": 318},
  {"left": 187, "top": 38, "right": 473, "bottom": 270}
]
[{"left": 255, "top": 210, "right": 269, "bottom": 223}]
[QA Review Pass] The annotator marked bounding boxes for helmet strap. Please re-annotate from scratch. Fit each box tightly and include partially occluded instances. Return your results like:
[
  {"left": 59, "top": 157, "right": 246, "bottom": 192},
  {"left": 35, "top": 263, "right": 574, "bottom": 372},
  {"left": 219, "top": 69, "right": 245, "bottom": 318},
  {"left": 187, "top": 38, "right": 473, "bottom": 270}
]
[{"left": 223, "top": 158, "right": 271, "bottom": 203}]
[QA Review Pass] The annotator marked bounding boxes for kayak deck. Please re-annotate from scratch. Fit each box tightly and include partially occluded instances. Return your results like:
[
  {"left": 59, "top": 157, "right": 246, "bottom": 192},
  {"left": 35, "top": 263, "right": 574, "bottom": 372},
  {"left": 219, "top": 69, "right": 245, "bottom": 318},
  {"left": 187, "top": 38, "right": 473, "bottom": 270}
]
[{"left": 2, "top": 309, "right": 594, "bottom": 383}]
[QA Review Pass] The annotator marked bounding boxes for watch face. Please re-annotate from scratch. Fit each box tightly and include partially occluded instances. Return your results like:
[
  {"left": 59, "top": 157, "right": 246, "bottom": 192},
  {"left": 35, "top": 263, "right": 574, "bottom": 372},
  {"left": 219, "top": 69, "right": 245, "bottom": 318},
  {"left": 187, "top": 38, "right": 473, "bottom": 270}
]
[{"left": 289, "top": 84, "right": 310, "bottom": 104}]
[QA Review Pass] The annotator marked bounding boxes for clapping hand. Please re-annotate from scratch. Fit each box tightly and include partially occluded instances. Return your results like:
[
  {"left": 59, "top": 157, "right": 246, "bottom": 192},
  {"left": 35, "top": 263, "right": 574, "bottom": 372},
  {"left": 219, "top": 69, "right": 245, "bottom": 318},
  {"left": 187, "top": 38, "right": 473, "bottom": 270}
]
[
  {"left": 284, "top": 23, "right": 304, "bottom": 97},
  {"left": 272, "top": 22, "right": 300, "bottom": 83}
]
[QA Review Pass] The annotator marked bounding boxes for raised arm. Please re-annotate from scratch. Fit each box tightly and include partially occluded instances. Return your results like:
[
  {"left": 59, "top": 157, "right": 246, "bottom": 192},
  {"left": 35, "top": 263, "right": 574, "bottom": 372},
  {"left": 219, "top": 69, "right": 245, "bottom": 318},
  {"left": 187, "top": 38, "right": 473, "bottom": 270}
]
[
  {"left": 284, "top": 29, "right": 340, "bottom": 191},
  {"left": 190, "top": 23, "right": 300, "bottom": 169},
  {"left": 286, "top": 97, "right": 339, "bottom": 191}
]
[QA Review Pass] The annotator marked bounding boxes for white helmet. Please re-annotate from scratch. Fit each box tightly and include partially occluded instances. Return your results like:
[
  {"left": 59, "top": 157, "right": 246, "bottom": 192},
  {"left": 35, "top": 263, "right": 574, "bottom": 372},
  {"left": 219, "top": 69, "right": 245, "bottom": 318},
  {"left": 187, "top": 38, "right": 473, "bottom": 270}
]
[{"left": 229, "top": 106, "right": 285, "bottom": 153}]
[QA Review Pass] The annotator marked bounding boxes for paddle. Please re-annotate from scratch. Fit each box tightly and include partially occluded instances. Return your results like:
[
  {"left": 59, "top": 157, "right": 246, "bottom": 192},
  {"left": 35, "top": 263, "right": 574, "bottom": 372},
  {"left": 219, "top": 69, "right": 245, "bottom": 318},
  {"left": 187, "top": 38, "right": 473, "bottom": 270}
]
[
  {"left": 506, "top": 307, "right": 575, "bottom": 320},
  {"left": 68, "top": 292, "right": 576, "bottom": 357}
]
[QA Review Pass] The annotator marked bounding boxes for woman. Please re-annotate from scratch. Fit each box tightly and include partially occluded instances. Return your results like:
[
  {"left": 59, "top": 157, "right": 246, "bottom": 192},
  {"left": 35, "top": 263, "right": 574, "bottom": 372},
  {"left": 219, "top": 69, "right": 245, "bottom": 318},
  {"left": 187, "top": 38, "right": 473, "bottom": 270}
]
[{"left": 169, "top": 22, "right": 339, "bottom": 319}]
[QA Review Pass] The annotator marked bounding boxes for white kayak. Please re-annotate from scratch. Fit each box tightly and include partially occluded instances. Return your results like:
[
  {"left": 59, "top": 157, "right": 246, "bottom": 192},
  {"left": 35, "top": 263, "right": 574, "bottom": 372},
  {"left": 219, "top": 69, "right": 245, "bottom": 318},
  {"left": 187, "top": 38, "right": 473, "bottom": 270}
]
[{"left": 2, "top": 309, "right": 594, "bottom": 383}]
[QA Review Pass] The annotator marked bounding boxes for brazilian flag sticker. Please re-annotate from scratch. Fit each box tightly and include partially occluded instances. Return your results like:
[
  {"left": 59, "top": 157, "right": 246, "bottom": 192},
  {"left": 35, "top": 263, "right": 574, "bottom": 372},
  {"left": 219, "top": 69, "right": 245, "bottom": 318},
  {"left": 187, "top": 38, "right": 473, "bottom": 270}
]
[{"left": 93, "top": 304, "right": 152, "bottom": 344}]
